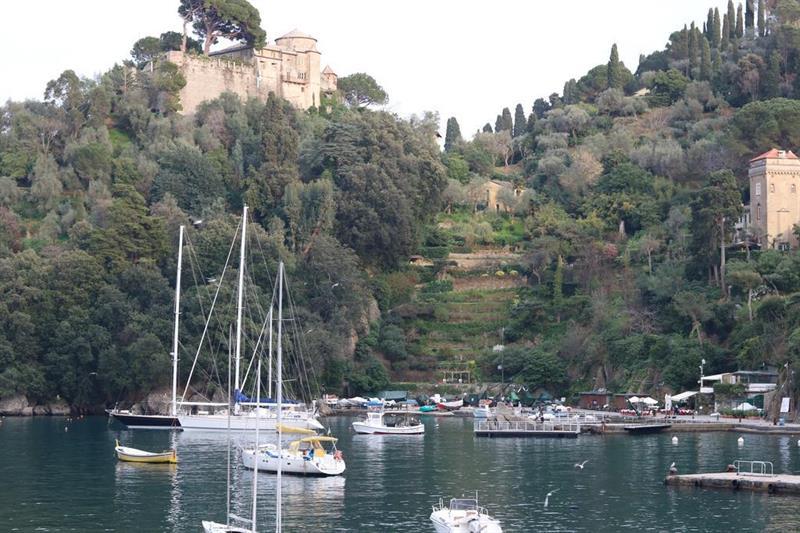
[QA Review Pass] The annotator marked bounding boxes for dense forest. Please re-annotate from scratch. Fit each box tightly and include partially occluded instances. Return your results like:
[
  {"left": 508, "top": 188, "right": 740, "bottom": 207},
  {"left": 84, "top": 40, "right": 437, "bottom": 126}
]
[{"left": 5, "top": 0, "right": 800, "bottom": 412}]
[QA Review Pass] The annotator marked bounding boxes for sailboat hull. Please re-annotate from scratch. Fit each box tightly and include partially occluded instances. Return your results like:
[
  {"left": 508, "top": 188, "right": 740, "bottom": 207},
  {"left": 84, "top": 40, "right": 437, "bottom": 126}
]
[
  {"left": 178, "top": 413, "right": 323, "bottom": 431},
  {"left": 108, "top": 410, "right": 180, "bottom": 429},
  {"left": 241, "top": 448, "right": 345, "bottom": 476}
]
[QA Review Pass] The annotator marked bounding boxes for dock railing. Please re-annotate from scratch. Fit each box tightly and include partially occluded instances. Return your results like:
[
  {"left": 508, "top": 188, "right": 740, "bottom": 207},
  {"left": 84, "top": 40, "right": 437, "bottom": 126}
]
[
  {"left": 475, "top": 419, "right": 581, "bottom": 433},
  {"left": 734, "top": 460, "right": 774, "bottom": 477}
]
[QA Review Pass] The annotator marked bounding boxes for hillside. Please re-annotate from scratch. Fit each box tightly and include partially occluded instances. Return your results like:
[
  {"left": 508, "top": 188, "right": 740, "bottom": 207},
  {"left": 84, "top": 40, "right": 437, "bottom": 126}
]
[{"left": 4, "top": 0, "right": 800, "bottom": 416}]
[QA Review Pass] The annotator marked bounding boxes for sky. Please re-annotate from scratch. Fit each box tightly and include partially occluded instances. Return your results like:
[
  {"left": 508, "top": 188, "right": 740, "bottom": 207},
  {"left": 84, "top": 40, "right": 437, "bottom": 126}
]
[{"left": 0, "top": 0, "right": 733, "bottom": 134}]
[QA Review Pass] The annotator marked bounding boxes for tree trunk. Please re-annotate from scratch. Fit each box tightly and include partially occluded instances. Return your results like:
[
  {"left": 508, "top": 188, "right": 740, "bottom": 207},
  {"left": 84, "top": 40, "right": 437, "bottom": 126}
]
[
  {"left": 181, "top": 19, "right": 189, "bottom": 53},
  {"left": 692, "top": 319, "right": 704, "bottom": 346},
  {"left": 747, "top": 289, "right": 753, "bottom": 322},
  {"left": 647, "top": 249, "right": 653, "bottom": 275}
]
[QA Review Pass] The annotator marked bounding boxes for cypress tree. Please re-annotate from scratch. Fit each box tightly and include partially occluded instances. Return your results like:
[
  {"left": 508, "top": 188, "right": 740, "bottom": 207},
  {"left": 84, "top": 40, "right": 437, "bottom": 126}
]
[
  {"left": 494, "top": 115, "right": 502, "bottom": 133},
  {"left": 444, "top": 117, "right": 462, "bottom": 152},
  {"left": 727, "top": 1, "right": 736, "bottom": 38},
  {"left": 722, "top": 14, "right": 730, "bottom": 49},
  {"left": 500, "top": 107, "right": 513, "bottom": 132},
  {"left": 758, "top": 0, "right": 766, "bottom": 38},
  {"left": 689, "top": 24, "right": 699, "bottom": 77},
  {"left": 607, "top": 43, "right": 624, "bottom": 89},
  {"left": 736, "top": 4, "right": 744, "bottom": 38},
  {"left": 764, "top": 50, "right": 781, "bottom": 98},
  {"left": 712, "top": 8, "right": 721, "bottom": 48},
  {"left": 745, "top": 0, "right": 755, "bottom": 36},
  {"left": 700, "top": 37, "right": 712, "bottom": 81},
  {"left": 513, "top": 104, "right": 526, "bottom": 137},
  {"left": 483, "top": 123, "right": 493, "bottom": 133},
  {"left": 526, "top": 113, "right": 536, "bottom": 133},
  {"left": 707, "top": 8, "right": 714, "bottom": 37}
]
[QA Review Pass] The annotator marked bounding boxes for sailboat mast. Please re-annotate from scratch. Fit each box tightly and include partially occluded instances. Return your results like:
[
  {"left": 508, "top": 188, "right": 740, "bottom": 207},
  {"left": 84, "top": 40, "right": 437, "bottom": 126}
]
[
  {"left": 171, "top": 225, "right": 184, "bottom": 417},
  {"left": 276, "top": 261, "right": 284, "bottom": 532},
  {"left": 234, "top": 205, "right": 248, "bottom": 393},
  {"left": 251, "top": 353, "right": 261, "bottom": 531},
  {"left": 267, "top": 306, "right": 273, "bottom": 399}
]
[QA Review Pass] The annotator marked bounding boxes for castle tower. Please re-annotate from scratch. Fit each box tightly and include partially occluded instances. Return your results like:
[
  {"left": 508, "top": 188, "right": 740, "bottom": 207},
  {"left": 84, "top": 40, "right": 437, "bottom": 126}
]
[{"left": 749, "top": 149, "right": 800, "bottom": 249}]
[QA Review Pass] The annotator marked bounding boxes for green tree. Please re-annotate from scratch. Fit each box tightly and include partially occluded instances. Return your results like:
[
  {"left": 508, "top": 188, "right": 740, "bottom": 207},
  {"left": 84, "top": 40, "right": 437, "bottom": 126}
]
[
  {"left": 758, "top": 0, "right": 766, "bottom": 37},
  {"left": 513, "top": 104, "right": 527, "bottom": 137},
  {"left": 178, "top": 0, "right": 266, "bottom": 55},
  {"left": 649, "top": 69, "right": 689, "bottom": 106},
  {"left": 444, "top": 117, "right": 462, "bottom": 152},
  {"left": 729, "top": 261, "right": 763, "bottom": 321},
  {"left": 130, "top": 37, "right": 162, "bottom": 68},
  {"left": 500, "top": 107, "right": 513, "bottom": 132},
  {"left": 737, "top": 3, "right": 745, "bottom": 38},
  {"left": 607, "top": 43, "right": 625, "bottom": 89},
  {"left": 673, "top": 290, "right": 712, "bottom": 346},
  {"left": 712, "top": 8, "right": 722, "bottom": 48},
  {"left": 746, "top": 0, "right": 755, "bottom": 36},
  {"left": 728, "top": 0, "right": 737, "bottom": 38},
  {"left": 700, "top": 36, "right": 712, "bottom": 80},
  {"left": 722, "top": 13, "right": 731, "bottom": 48},
  {"left": 337, "top": 73, "right": 388, "bottom": 108},
  {"left": 482, "top": 123, "right": 493, "bottom": 133}
]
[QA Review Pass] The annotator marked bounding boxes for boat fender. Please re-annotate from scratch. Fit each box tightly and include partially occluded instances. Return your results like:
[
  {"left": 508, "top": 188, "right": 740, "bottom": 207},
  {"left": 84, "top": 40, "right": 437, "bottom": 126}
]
[
  {"left": 334, "top": 450, "right": 344, "bottom": 461},
  {"left": 693, "top": 479, "right": 701, "bottom": 487},
  {"left": 731, "top": 479, "right": 740, "bottom": 490},
  {"left": 768, "top": 483, "right": 776, "bottom": 494}
]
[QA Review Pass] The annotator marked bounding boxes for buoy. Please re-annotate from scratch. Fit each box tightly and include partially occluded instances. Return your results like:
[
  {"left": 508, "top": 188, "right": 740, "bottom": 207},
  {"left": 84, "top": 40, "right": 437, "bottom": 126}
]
[
  {"left": 672, "top": 436, "right": 678, "bottom": 445},
  {"left": 797, "top": 439, "right": 800, "bottom": 447},
  {"left": 738, "top": 436, "right": 744, "bottom": 447}
]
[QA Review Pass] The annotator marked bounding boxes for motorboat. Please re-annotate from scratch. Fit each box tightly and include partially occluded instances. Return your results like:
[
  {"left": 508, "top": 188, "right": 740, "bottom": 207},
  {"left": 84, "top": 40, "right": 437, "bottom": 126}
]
[
  {"left": 202, "top": 520, "right": 252, "bottom": 533},
  {"left": 473, "top": 406, "right": 493, "bottom": 419},
  {"left": 353, "top": 403, "right": 424, "bottom": 434},
  {"left": 437, "top": 399, "right": 464, "bottom": 411},
  {"left": 114, "top": 439, "right": 177, "bottom": 464},
  {"left": 430, "top": 497, "right": 502, "bottom": 533},
  {"left": 242, "top": 435, "right": 346, "bottom": 476}
]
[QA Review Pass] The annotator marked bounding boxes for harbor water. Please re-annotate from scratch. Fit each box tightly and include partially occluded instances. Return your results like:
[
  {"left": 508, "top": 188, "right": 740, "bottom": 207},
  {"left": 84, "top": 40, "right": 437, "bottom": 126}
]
[{"left": 1, "top": 415, "right": 800, "bottom": 531}]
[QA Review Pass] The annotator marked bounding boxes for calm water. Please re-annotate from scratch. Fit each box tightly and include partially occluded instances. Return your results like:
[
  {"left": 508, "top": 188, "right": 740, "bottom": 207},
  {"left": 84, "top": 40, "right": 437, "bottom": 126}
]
[{"left": 1, "top": 416, "right": 800, "bottom": 532}]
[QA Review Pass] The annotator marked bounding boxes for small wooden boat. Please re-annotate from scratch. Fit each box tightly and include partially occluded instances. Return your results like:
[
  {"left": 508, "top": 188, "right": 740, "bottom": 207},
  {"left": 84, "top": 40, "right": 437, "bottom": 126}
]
[
  {"left": 420, "top": 405, "right": 437, "bottom": 413},
  {"left": 115, "top": 439, "right": 177, "bottom": 464},
  {"left": 437, "top": 399, "right": 464, "bottom": 411}
]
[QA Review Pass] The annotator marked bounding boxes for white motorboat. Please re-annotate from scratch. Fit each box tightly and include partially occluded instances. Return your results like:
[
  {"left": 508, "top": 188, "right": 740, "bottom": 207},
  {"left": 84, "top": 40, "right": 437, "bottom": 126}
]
[
  {"left": 202, "top": 521, "right": 253, "bottom": 533},
  {"left": 352, "top": 404, "right": 424, "bottom": 435},
  {"left": 430, "top": 497, "right": 502, "bottom": 533},
  {"left": 473, "top": 406, "right": 493, "bottom": 419},
  {"left": 242, "top": 436, "right": 346, "bottom": 476},
  {"left": 437, "top": 399, "right": 464, "bottom": 411}
]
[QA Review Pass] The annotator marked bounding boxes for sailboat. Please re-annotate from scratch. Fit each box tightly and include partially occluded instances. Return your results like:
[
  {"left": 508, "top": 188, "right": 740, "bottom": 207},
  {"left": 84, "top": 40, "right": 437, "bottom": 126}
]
[
  {"left": 107, "top": 225, "right": 186, "bottom": 429},
  {"left": 241, "top": 264, "right": 345, "bottom": 476}
]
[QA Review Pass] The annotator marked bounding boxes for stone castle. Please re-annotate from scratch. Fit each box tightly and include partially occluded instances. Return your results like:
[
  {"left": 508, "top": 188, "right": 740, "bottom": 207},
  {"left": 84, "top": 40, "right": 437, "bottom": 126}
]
[
  {"left": 748, "top": 149, "right": 800, "bottom": 249},
  {"left": 164, "top": 29, "right": 337, "bottom": 114}
]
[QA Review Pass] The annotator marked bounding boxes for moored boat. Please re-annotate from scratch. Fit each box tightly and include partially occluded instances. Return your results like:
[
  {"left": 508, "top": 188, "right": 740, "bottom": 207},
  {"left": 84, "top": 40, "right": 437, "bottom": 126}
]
[
  {"left": 353, "top": 403, "right": 424, "bottom": 434},
  {"left": 114, "top": 440, "right": 177, "bottom": 464},
  {"left": 437, "top": 399, "right": 464, "bottom": 411},
  {"left": 430, "top": 497, "right": 502, "bottom": 533},
  {"left": 242, "top": 436, "right": 346, "bottom": 476}
]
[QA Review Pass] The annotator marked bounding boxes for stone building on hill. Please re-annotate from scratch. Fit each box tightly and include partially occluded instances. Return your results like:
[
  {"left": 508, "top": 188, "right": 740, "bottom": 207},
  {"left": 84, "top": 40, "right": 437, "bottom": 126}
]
[
  {"left": 470, "top": 180, "right": 524, "bottom": 213},
  {"left": 748, "top": 149, "right": 800, "bottom": 250},
  {"left": 164, "top": 29, "right": 337, "bottom": 114}
]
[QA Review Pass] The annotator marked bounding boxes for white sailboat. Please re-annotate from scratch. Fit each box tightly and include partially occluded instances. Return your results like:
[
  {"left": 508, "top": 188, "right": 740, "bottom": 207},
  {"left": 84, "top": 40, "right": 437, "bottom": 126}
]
[
  {"left": 430, "top": 497, "right": 503, "bottom": 533},
  {"left": 241, "top": 264, "right": 345, "bottom": 476},
  {"left": 177, "top": 205, "right": 322, "bottom": 432}
]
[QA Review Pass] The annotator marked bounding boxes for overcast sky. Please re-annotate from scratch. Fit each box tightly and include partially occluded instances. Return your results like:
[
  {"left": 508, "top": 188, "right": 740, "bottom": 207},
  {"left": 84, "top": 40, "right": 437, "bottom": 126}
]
[{"left": 1, "top": 1, "right": 732, "bottom": 134}]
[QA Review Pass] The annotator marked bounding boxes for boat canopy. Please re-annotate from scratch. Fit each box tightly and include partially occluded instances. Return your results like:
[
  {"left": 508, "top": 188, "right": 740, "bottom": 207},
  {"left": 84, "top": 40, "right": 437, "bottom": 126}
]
[
  {"left": 277, "top": 424, "right": 316, "bottom": 434},
  {"left": 449, "top": 499, "right": 478, "bottom": 511},
  {"left": 670, "top": 391, "right": 697, "bottom": 402},
  {"left": 298, "top": 436, "right": 338, "bottom": 443}
]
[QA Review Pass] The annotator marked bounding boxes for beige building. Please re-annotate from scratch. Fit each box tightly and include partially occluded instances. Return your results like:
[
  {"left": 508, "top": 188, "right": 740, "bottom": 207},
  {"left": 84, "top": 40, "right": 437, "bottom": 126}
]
[
  {"left": 471, "top": 180, "right": 524, "bottom": 213},
  {"left": 164, "top": 29, "right": 337, "bottom": 114},
  {"left": 749, "top": 149, "right": 800, "bottom": 249}
]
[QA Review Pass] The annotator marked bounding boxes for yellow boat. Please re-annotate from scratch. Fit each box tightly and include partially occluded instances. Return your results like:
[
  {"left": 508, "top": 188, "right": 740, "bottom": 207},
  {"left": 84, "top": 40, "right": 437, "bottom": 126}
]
[{"left": 115, "top": 439, "right": 177, "bottom": 464}]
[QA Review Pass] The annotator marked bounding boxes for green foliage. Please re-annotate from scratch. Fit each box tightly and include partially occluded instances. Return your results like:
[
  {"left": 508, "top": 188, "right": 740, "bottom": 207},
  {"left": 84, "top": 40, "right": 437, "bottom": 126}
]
[
  {"left": 444, "top": 117, "right": 462, "bottom": 152},
  {"left": 649, "top": 69, "right": 689, "bottom": 106},
  {"left": 338, "top": 73, "right": 388, "bottom": 108},
  {"left": 179, "top": 0, "right": 266, "bottom": 55}
]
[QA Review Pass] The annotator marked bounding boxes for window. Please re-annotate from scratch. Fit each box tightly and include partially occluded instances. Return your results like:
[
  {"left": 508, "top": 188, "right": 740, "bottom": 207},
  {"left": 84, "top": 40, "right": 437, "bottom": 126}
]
[
  {"left": 793, "top": 184, "right": 797, "bottom": 193},
  {"left": 770, "top": 183, "right": 776, "bottom": 193},
  {"left": 756, "top": 204, "right": 761, "bottom": 222},
  {"left": 755, "top": 183, "right": 761, "bottom": 196}
]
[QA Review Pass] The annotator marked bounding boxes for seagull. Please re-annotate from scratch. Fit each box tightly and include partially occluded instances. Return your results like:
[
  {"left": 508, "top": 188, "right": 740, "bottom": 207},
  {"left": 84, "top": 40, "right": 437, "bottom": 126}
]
[
  {"left": 574, "top": 460, "right": 589, "bottom": 470},
  {"left": 669, "top": 462, "right": 677, "bottom": 475},
  {"left": 192, "top": 219, "right": 203, "bottom": 227},
  {"left": 331, "top": 282, "right": 340, "bottom": 288},
  {"left": 544, "top": 489, "right": 559, "bottom": 507}
]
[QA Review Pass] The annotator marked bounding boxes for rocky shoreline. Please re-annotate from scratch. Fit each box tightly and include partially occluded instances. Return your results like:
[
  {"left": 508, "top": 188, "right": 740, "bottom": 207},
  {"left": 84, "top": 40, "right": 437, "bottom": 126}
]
[{"left": 0, "top": 395, "right": 73, "bottom": 416}]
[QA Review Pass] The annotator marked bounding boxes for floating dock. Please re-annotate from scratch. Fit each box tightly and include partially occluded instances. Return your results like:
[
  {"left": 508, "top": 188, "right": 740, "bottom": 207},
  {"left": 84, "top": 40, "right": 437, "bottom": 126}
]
[
  {"left": 474, "top": 420, "right": 580, "bottom": 438},
  {"left": 665, "top": 461, "right": 800, "bottom": 495}
]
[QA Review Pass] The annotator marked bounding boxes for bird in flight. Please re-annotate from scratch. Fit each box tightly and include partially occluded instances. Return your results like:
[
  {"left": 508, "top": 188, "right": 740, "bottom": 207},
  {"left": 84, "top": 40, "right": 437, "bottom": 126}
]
[
  {"left": 544, "top": 489, "right": 559, "bottom": 507},
  {"left": 574, "top": 460, "right": 589, "bottom": 470}
]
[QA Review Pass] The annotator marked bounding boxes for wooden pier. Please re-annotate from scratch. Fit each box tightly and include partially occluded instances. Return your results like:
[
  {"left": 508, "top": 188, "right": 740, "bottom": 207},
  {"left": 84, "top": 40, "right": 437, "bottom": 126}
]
[
  {"left": 665, "top": 461, "right": 800, "bottom": 495},
  {"left": 474, "top": 419, "right": 580, "bottom": 438}
]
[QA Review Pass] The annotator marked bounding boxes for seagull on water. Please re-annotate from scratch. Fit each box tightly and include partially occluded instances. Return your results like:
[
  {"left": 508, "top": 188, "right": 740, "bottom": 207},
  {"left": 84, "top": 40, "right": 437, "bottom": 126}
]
[
  {"left": 669, "top": 462, "right": 677, "bottom": 475},
  {"left": 544, "top": 489, "right": 559, "bottom": 507},
  {"left": 574, "top": 460, "right": 589, "bottom": 470}
]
